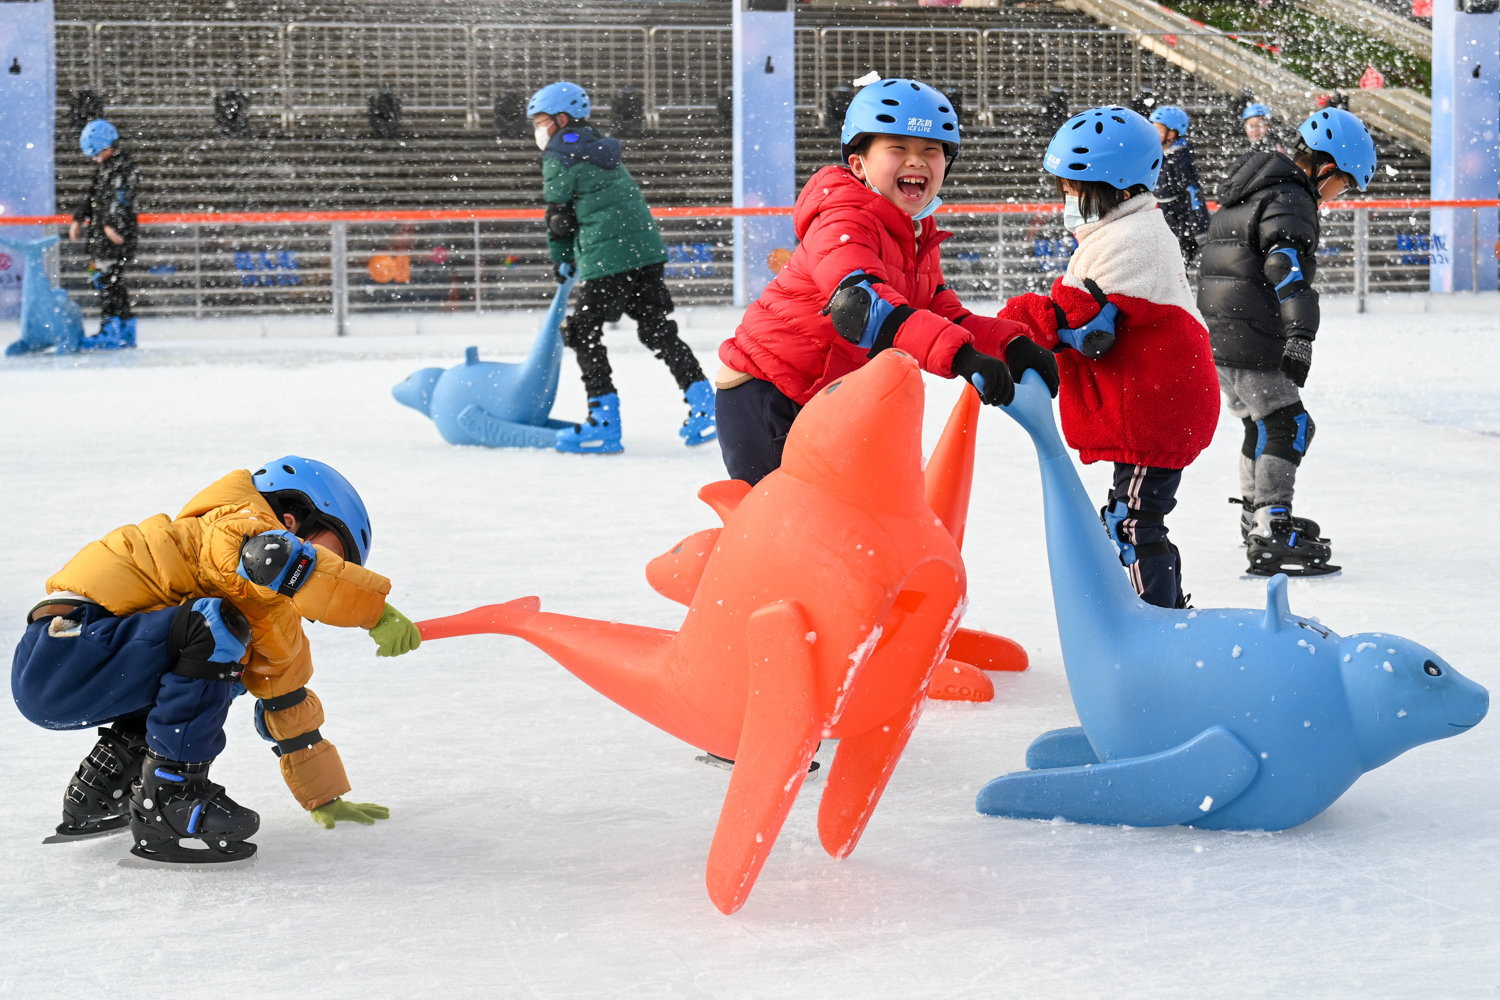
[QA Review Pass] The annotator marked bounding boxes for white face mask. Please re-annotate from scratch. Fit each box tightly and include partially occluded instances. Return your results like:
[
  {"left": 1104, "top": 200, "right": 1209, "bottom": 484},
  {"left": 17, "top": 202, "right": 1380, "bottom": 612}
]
[
  {"left": 534, "top": 125, "right": 553, "bottom": 151},
  {"left": 1063, "top": 194, "right": 1090, "bottom": 234}
]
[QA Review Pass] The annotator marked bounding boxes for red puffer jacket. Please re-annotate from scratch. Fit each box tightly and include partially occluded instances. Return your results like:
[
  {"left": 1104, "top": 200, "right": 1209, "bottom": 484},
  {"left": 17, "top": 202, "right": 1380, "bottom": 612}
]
[
  {"left": 994, "top": 195, "right": 1220, "bottom": 470},
  {"left": 720, "top": 165, "right": 1029, "bottom": 406}
]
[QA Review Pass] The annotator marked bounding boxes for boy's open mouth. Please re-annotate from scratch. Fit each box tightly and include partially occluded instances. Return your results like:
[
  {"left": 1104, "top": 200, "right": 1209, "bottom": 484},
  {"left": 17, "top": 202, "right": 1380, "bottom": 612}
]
[{"left": 896, "top": 175, "right": 928, "bottom": 200}]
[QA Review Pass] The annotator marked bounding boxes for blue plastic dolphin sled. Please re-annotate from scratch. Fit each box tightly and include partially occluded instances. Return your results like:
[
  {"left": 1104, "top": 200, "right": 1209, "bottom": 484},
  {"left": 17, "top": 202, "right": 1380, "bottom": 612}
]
[
  {"left": 1, "top": 236, "right": 85, "bottom": 357},
  {"left": 977, "top": 371, "right": 1489, "bottom": 832},
  {"left": 393, "top": 271, "right": 578, "bottom": 447}
]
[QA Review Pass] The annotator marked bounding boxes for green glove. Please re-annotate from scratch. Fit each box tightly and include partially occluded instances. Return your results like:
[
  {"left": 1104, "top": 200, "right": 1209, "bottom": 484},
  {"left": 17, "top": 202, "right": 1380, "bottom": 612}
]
[
  {"left": 311, "top": 798, "right": 390, "bottom": 829},
  {"left": 369, "top": 603, "right": 421, "bottom": 657}
]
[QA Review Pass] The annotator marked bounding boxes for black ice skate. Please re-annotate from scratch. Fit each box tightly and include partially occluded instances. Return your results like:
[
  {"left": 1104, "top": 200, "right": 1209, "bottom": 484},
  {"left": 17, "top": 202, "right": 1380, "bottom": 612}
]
[
  {"left": 43, "top": 722, "right": 149, "bottom": 844},
  {"left": 1229, "top": 497, "right": 1322, "bottom": 546},
  {"left": 695, "top": 751, "right": 823, "bottom": 783},
  {"left": 1244, "top": 504, "right": 1340, "bottom": 578},
  {"left": 122, "top": 753, "right": 259, "bottom": 869}
]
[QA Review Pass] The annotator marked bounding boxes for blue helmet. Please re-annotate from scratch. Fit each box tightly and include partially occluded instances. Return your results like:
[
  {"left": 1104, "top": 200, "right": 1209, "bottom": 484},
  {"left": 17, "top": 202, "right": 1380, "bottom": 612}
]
[
  {"left": 80, "top": 119, "right": 119, "bottom": 157},
  {"left": 1044, "top": 106, "right": 1163, "bottom": 190},
  {"left": 253, "top": 456, "right": 373, "bottom": 566},
  {"left": 841, "top": 78, "right": 961, "bottom": 165},
  {"left": 1148, "top": 105, "right": 1190, "bottom": 136},
  {"left": 1242, "top": 102, "right": 1273, "bottom": 121},
  {"left": 526, "top": 82, "right": 591, "bottom": 121},
  {"left": 1297, "top": 107, "right": 1377, "bottom": 191}
]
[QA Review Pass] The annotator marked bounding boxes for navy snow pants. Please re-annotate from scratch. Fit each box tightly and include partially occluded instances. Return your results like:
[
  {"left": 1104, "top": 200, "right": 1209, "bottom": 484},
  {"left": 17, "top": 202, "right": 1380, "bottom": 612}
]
[
  {"left": 1109, "top": 464, "right": 1185, "bottom": 610},
  {"left": 11, "top": 604, "right": 234, "bottom": 762},
  {"left": 716, "top": 377, "right": 804, "bottom": 486}
]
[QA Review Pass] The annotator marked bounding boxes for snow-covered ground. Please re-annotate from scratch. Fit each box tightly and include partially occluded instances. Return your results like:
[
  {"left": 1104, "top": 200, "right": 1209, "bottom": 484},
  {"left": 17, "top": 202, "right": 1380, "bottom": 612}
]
[{"left": 1, "top": 310, "right": 1497, "bottom": 999}]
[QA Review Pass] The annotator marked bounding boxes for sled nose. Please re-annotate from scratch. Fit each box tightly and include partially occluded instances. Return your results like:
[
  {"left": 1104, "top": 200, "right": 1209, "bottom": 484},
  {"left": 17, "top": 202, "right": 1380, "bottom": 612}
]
[
  {"left": 1445, "top": 672, "right": 1489, "bottom": 730},
  {"left": 393, "top": 367, "right": 443, "bottom": 416}
]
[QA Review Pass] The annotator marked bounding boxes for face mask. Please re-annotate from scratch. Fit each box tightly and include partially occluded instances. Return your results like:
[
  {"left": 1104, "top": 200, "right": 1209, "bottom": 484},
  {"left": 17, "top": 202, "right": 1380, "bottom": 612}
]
[
  {"left": 866, "top": 182, "right": 943, "bottom": 222},
  {"left": 534, "top": 125, "right": 553, "bottom": 151},
  {"left": 1063, "top": 194, "right": 1091, "bottom": 234}
]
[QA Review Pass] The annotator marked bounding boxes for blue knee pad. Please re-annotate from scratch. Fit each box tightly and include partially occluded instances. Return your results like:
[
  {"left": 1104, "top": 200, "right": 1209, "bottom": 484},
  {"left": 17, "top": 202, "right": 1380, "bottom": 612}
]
[{"left": 1254, "top": 402, "right": 1314, "bottom": 466}]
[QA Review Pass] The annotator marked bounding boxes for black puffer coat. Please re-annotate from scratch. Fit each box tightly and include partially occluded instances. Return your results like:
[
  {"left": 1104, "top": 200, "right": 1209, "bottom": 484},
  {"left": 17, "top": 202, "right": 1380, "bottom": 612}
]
[
  {"left": 71, "top": 148, "right": 141, "bottom": 261},
  {"left": 1197, "top": 151, "right": 1320, "bottom": 371}
]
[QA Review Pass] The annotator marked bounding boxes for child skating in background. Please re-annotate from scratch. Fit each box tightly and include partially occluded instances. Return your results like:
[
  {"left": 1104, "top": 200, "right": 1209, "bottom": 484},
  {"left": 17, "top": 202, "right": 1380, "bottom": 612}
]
[
  {"left": 70, "top": 119, "right": 140, "bottom": 351},
  {"left": 528, "top": 82, "right": 716, "bottom": 455},
  {"left": 995, "top": 106, "right": 1220, "bottom": 609},
  {"left": 11, "top": 456, "right": 422, "bottom": 866},
  {"left": 1241, "top": 102, "right": 1288, "bottom": 156},
  {"left": 715, "top": 78, "right": 1057, "bottom": 485},
  {"left": 1197, "top": 107, "right": 1377, "bottom": 578},
  {"left": 1147, "top": 106, "right": 1210, "bottom": 264}
]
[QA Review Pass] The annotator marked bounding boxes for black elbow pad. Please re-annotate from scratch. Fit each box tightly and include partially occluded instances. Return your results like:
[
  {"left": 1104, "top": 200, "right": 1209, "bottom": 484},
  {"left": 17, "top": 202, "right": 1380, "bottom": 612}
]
[
  {"left": 545, "top": 202, "right": 578, "bottom": 240},
  {"left": 1265, "top": 247, "right": 1310, "bottom": 302}
]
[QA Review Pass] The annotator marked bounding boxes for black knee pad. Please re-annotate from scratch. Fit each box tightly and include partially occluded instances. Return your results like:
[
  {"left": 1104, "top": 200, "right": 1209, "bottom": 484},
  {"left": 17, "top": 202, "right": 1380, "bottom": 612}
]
[
  {"left": 1255, "top": 402, "right": 1314, "bottom": 466},
  {"left": 1240, "top": 417, "right": 1259, "bottom": 460}
]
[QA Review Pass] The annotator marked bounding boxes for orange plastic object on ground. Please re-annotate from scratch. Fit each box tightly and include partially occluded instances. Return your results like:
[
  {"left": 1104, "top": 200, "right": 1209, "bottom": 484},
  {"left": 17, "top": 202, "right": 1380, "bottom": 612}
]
[
  {"left": 417, "top": 350, "right": 972, "bottom": 914},
  {"left": 643, "top": 379, "right": 1027, "bottom": 702}
]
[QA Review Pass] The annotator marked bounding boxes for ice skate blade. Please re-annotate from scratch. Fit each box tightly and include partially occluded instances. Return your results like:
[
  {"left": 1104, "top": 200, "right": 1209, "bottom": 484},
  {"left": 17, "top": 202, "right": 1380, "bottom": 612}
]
[
  {"left": 43, "top": 823, "right": 129, "bottom": 845},
  {"left": 118, "top": 853, "right": 257, "bottom": 871},
  {"left": 1242, "top": 566, "right": 1342, "bottom": 580},
  {"left": 696, "top": 754, "right": 823, "bottom": 784}
]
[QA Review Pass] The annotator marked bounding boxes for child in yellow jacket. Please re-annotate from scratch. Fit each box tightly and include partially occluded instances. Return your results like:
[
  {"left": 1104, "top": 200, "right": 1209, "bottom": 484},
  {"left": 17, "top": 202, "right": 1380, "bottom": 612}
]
[{"left": 12, "top": 455, "right": 421, "bottom": 867}]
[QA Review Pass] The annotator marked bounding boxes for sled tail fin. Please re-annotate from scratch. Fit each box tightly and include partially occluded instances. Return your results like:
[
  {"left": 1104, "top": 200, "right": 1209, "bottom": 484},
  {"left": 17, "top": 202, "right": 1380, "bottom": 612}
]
[
  {"left": 415, "top": 597, "right": 542, "bottom": 641},
  {"left": 924, "top": 382, "right": 980, "bottom": 547},
  {"left": 948, "top": 628, "right": 1029, "bottom": 672}
]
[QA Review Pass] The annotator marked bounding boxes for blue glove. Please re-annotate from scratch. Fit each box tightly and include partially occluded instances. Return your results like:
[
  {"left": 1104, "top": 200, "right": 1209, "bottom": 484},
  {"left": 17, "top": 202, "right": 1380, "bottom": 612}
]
[
  {"left": 822, "top": 271, "right": 906, "bottom": 352},
  {"left": 237, "top": 530, "right": 317, "bottom": 597},
  {"left": 1054, "top": 278, "right": 1118, "bottom": 359},
  {"left": 556, "top": 262, "right": 576, "bottom": 284},
  {"left": 1187, "top": 184, "right": 1203, "bottom": 212},
  {"left": 190, "top": 597, "right": 250, "bottom": 664}
]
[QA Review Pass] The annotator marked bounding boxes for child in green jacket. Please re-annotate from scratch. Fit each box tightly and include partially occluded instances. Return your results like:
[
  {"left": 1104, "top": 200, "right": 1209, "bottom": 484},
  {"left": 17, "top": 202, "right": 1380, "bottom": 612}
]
[{"left": 528, "top": 82, "right": 715, "bottom": 454}]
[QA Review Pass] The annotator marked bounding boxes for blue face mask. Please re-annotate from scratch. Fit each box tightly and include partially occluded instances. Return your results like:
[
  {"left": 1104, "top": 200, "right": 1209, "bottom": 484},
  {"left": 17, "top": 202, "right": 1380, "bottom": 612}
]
[
  {"left": 913, "top": 196, "right": 943, "bottom": 221},
  {"left": 1063, "top": 195, "right": 1090, "bottom": 234}
]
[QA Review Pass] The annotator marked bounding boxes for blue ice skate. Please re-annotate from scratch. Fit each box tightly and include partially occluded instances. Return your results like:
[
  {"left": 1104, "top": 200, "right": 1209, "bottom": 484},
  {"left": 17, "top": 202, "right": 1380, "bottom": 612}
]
[
  {"left": 392, "top": 271, "right": 578, "bottom": 447},
  {"left": 555, "top": 392, "right": 623, "bottom": 454},
  {"left": 81, "top": 316, "right": 137, "bottom": 351},
  {"left": 975, "top": 371, "right": 1488, "bottom": 832},
  {"left": 679, "top": 379, "right": 717, "bottom": 446},
  {"left": 0, "top": 235, "right": 84, "bottom": 356}
]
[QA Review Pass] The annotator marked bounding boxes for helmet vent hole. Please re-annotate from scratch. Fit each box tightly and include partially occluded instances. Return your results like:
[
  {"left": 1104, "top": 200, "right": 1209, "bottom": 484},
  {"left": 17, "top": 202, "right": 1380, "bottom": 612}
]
[
  {"left": 881, "top": 80, "right": 897, "bottom": 87},
  {"left": 1094, "top": 122, "right": 1103, "bottom": 133},
  {"left": 910, "top": 83, "right": 919, "bottom": 90},
  {"left": 937, "top": 106, "right": 949, "bottom": 113},
  {"left": 1072, "top": 146, "right": 1090, "bottom": 154},
  {"left": 254, "top": 468, "right": 267, "bottom": 476},
  {"left": 875, "top": 114, "right": 896, "bottom": 123},
  {"left": 1151, "top": 157, "right": 1160, "bottom": 168},
  {"left": 941, "top": 123, "right": 954, "bottom": 131},
  {"left": 1110, "top": 116, "right": 1126, "bottom": 123},
  {"left": 282, "top": 465, "right": 296, "bottom": 474},
  {"left": 881, "top": 98, "right": 900, "bottom": 106},
  {"left": 1070, "top": 121, "right": 1084, "bottom": 130},
  {"left": 1068, "top": 163, "right": 1088, "bottom": 171}
]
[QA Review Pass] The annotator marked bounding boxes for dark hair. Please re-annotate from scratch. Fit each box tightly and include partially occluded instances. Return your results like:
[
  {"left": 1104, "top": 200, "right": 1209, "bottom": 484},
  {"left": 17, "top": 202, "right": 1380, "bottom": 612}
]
[
  {"left": 1054, "top": 177, "right": 1151, "bottom": 222},
  {"left": 262, "top": 490, "right": 315, "bottom": 529},
  {"left": 1292, "top": 141, "right": 1352, "bottom": 188}
]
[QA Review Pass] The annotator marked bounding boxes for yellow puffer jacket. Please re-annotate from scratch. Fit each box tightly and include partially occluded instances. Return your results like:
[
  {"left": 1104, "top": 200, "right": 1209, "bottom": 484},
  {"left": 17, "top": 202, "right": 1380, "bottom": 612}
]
[{"left": 46, "top": 470, "right": 391, "bottom": 809}]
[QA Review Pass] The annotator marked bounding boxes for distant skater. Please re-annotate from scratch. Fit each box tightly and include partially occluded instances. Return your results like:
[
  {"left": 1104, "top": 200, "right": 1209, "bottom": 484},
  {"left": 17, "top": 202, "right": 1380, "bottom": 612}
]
[{"left": 71, "top": 119, "right": 140, "bottom": 350}]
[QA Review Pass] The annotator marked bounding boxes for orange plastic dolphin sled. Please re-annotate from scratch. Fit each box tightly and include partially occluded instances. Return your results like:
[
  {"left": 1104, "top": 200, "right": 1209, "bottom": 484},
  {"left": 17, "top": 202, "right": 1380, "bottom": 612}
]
[
  {"left": 645, "top": 378, "right": 1027, "bottom": 703},
  {"left": 417, "top": 351, "right": 1015, "bottom": 914}
]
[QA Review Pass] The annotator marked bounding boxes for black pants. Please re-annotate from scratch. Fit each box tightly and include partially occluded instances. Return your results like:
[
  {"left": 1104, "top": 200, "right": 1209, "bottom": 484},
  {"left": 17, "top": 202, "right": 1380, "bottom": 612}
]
[
  {"left": 717, "top": 377, "right": 803, "bottom": 485},
  {"left": 1109, "top": 463, "right": 1184, "bottom": 609},
  {"left": 95, "top": 257, "right": 133, "bottom": 320},
  {"left": 564, "top": 263, "right": 704, "bottom": 398}
]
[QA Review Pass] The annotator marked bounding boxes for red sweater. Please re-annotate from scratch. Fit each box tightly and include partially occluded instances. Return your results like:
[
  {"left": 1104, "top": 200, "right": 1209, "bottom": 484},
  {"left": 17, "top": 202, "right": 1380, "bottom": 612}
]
[
  {"left": 996, "top": 196, "right": 1220, "bottom": 470},
  {"left": 720, "top": 166, "right": 1029, "bottom": 406}
]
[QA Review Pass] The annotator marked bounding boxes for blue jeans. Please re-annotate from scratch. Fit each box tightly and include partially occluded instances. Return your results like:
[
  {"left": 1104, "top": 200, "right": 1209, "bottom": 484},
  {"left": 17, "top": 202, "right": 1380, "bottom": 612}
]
[{"left": 12, "top": 603, "right": 235, "bottom": 762}]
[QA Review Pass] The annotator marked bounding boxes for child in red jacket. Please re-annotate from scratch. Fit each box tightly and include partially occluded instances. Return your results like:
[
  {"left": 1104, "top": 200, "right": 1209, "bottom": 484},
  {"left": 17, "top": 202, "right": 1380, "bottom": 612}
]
[
  {"left": 715, "top": 79, "right": 1055, "bottom": 485},
  {"left": 996, "top": 107, "right": 1219, "bottom": 608}
]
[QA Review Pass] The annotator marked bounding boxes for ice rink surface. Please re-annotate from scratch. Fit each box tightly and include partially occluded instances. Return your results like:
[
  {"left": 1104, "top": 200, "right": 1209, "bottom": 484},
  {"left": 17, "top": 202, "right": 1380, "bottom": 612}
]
[{"left": 1, "top": 310, "right": 1497, "bottom": 999}]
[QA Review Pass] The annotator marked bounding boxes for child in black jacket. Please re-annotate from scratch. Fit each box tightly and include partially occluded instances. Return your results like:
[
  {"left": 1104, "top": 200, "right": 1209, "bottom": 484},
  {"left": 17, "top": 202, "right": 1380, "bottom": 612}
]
[
  {"left": 1148, "top": 106, "right": 1210, "bottom": 264},
  {"left": 71, "top": 119, "right": 140, "bottom": 351},
  {"left": 1196, "top": 107, "right": 1377, "bottom": 578}
]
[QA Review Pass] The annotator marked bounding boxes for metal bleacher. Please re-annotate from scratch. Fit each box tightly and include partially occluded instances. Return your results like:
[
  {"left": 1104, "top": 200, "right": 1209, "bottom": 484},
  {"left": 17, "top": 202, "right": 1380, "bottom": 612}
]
[{"left": 50, "top": 0, "right": 1432, "bottom": 317}]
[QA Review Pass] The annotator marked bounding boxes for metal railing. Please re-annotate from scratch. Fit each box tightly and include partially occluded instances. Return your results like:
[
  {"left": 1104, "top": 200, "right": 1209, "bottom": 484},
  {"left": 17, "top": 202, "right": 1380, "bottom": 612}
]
[
  {"left": 5, "top": 202, "right": 1491, "bottom": 330},
  {"left": 56, "top": 21, "right": 1273, "bottom": 129}
]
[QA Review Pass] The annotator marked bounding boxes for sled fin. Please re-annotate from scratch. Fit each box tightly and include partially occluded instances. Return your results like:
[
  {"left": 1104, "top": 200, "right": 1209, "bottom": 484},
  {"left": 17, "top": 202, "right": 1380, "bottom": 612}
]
[
  {"left": 947, "top": 628, "right": 1029, "bottom": 672},
  {"left": 705, "top": 600, "right": 821, "bottom": 915},
  {"left": 926, "top": 658, "right": 994, "bottom": 702},
  {"left": 698, "top": 480, "right": 753, "bottom": 524},
  {"left": 976, "top": 726, "right": 1259, "bottom": 827},
  {"left": 1262, "top": 573, "right": 1292, "bottom": 632},
  {"left": 818, "top": 685, "right": 926, "bottom": 859},
  {"left": 923, "top": 382, "right": 980, "bottom": 548},
  {"left": 1024, "top": 727, "right": 1099, "bottom": 769},
  {"left": 415, "top": 597, "right": 542, "bottom": 641}
]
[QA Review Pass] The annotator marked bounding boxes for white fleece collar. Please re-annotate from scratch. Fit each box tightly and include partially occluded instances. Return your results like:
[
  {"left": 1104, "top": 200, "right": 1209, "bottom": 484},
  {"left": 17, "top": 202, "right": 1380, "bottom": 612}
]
[{"left": 1072, "top": 193, "right": 1159, "bottom": 244}]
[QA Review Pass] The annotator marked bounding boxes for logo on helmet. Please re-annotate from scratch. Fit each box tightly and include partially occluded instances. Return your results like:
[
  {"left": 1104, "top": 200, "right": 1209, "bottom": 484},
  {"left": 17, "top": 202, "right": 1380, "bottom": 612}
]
[{"left": 907, "top": 117, "right": 933, "bottom": 132}]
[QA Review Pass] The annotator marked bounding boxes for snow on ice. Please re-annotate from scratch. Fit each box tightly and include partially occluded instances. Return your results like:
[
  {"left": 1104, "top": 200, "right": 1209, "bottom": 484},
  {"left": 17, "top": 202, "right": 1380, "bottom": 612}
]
[{"left": 0, "top": 311, "right": 1497, "bottom": 997}]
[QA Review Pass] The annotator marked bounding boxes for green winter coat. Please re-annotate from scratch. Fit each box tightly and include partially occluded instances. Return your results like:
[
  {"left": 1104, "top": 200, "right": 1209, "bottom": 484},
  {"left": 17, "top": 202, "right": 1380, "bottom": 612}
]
[{"left": 542, "top": 125, "right": 667, "bottom": 281}]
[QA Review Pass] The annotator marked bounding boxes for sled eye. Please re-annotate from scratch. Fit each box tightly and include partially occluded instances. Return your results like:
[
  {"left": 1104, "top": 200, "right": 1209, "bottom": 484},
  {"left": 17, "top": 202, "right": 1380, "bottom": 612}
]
[
  {"left": 825, "top": 380, "right": 843, "bottom": 394},
  {"left": 1424, "top": 661, "right": 1442, "bottom": 676}
]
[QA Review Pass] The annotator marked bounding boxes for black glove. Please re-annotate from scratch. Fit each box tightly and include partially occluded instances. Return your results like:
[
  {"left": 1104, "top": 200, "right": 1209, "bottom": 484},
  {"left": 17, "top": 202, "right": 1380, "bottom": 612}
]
[
  {"left": 950, "top": 343, "right": 1015, "bottom": 407},
  {"left": 1003, "top": 336, "right": 1060, "bottom": 398},
  {"left": 1280, "top": 336, "right": 1313, "bottom": 388}
]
